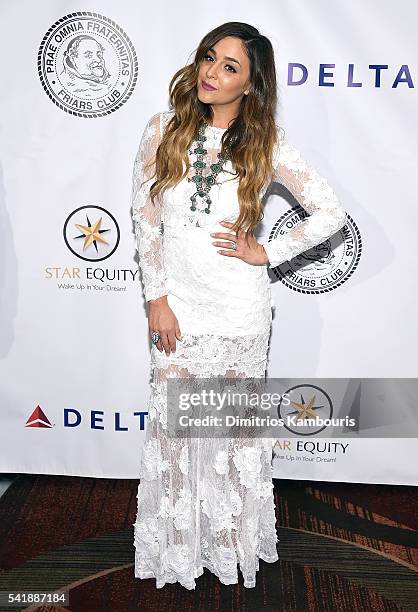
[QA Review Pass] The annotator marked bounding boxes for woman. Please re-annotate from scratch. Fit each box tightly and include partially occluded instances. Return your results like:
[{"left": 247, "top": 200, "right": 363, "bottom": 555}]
[{"left": 131, "top": 22, "right": 347, "bottom": 590}]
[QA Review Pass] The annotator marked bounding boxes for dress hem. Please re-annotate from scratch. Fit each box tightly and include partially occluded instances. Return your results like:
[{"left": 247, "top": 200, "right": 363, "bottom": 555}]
[{"left": 134, "top": 549, "right": 279, "bottom": 590}]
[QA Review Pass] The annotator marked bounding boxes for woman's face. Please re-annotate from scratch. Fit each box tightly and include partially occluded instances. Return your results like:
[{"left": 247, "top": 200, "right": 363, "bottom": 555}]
[{"left": 197, "top": 36, "right": 251, "bottom": 108}]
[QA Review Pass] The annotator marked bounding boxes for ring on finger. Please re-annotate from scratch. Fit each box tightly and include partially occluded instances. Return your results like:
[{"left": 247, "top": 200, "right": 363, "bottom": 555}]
[{"left": 151, "top": 330, "right": 161, "bottom": 344}]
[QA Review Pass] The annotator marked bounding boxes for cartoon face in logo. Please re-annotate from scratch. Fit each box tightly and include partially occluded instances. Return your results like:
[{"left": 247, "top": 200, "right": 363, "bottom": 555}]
[
  {"left": 38, "top": 12, "right": 138, "bottom": 116},
  {"left": 61, "top": 35, "right": 111, "bottom": 92}
]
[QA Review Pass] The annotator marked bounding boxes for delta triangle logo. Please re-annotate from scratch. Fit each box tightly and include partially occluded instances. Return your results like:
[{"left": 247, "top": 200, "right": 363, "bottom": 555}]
[{"left": 26, "top": 405, "right": 53, "bottom": 428}]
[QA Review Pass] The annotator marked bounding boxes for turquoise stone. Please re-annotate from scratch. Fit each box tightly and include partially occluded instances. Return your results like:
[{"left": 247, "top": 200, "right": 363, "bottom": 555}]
[{"left": 188, "top": 124, "right": 231, "bottom": 216}]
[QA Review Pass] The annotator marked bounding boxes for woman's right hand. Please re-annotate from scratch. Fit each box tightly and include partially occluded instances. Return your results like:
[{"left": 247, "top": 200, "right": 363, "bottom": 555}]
[{"left": 148, "top": 295, "right": 182, "bottom": 355}]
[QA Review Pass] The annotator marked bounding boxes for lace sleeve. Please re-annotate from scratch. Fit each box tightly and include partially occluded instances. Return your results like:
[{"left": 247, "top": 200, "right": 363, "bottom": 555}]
[
  {"left": 263, "top": 126, "right": 347, "bottom": 269},
  {"left": 131, "top": 111, "right": 168, "bottom": 302}
]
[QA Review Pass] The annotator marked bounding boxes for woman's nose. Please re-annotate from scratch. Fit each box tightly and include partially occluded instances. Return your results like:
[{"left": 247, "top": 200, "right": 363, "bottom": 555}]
[{"left": 206, "top": 65, "right": 217, "bottom": 79}]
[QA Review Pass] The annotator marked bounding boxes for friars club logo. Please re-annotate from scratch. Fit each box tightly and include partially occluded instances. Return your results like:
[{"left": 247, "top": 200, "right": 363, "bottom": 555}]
[
  {"left": 63, "top": 205, "right": 120, "bottom": 262},
  {"left": 268, "top": 208, "right": 361, "bottom": 293},
  {"left": 38, "top": 12, "right": 138, "bottom": 117}
]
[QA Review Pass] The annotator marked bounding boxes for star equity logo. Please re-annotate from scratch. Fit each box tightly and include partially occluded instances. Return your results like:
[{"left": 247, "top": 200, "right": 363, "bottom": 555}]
[
  {"left": 278, "top": 384, "right": 333, "bottom": 435},
  {"left": 26, "top": 405, "right": 53, "bottom": 428},
  {"left": 63, "top": 205, "right": 120, "bottom": 262}
]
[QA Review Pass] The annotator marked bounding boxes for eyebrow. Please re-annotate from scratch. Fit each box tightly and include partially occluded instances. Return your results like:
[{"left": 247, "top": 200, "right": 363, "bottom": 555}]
[{"left": 207, "top": 47, "right": 241, "bottom": 66}]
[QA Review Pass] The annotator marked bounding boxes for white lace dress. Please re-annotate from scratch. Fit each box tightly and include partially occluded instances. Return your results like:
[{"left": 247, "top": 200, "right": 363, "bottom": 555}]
[{"left": 131, "top": 110, "right": 347, "bottom": 589}]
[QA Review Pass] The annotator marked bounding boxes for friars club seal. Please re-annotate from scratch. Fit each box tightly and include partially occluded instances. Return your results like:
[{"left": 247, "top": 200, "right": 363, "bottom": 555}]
[
  {"left": 268, "top": 207, "right": 361, "bottom": 294},
  {"left": 38, "top": 12, "right": 137, "bottom": 117}
]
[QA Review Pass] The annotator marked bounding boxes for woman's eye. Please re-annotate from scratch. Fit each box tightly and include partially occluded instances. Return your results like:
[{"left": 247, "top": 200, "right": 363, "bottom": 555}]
[{"left": 204, "top": 55, "right": 236, "bottom": 73}]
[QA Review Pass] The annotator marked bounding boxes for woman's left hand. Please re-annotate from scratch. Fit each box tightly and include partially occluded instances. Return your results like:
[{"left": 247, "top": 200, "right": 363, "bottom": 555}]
[{"left": 210, "top": 220, "right": 269, "bottom": 266}]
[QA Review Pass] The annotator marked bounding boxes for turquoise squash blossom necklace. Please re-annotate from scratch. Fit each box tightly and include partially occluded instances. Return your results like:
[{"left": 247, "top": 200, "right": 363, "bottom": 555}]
[{"left": 187, "top": 120, "right": 231, "bottom": 214}]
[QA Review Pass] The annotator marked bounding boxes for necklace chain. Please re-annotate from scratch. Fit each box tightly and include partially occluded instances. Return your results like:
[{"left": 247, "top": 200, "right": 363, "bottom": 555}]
[{"left": 187, "top": 121, "right": 231, "bottom": 214}]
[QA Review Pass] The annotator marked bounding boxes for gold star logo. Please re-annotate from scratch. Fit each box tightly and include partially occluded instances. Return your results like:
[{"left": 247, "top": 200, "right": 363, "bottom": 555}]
[
  {"left": 74, "top": 217, "right": 110, "bottom": 251},
  {"left": 290, "top": 394, "right": 316, "bottom": 419}
]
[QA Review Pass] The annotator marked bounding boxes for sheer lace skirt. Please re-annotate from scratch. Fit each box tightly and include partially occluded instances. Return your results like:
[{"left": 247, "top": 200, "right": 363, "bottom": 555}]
[{"left": 132, "top": 332, "right": 279, "bottom": 590}]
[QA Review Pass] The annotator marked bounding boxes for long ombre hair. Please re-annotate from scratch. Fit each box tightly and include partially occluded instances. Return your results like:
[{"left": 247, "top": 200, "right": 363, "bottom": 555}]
[{"left": 148, "top": 22, "right": 279, "bottom": 244}]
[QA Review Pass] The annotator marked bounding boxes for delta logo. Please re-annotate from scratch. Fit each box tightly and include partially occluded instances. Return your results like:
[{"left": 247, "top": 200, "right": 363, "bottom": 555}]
[
  {"left": 26, "top": 405, "right": 54, "bottom": 428},
  {"left": 25, "top": 406, "right": 148, "bottom": 430}
]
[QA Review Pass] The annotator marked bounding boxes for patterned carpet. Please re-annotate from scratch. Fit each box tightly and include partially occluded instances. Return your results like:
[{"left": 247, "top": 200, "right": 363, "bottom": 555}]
[{"left": 0, "top": 475, "right": 416, "bottom": 612}]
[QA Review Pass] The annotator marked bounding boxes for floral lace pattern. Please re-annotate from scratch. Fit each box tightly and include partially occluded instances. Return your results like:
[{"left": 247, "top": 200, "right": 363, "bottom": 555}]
[
  {"left": 131, "top": 112, "right": 168, "bottom": 302},
  {"left": 133, "top": 357, "right": 279, "bottom": 590},
  {"left": 264, "top": 126, "right": 348, "bottom": 267},
  {"left": 131, "top": 110, "right": 347, "bottom": 590}
]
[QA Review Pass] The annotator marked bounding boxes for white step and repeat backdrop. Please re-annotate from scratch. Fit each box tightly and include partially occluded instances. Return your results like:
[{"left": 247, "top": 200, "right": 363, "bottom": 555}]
[{"left": 0, "top": 1, "right": 417, "bottom": 484}]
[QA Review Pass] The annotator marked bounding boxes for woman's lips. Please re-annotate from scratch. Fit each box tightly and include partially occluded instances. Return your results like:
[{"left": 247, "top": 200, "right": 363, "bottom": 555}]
[{"left": 201, "top": 80, "right": 217, "bottom": 91}]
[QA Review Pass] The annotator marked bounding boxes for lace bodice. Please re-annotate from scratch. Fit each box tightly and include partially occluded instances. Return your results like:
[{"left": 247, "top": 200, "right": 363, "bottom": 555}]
[{"left": 131, "top": 110, "right": 347, "bottom": 301}]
